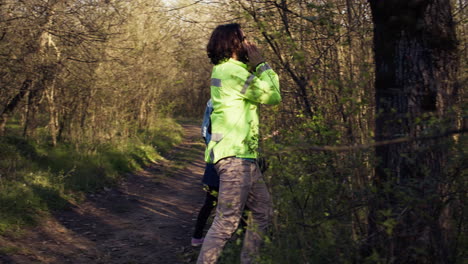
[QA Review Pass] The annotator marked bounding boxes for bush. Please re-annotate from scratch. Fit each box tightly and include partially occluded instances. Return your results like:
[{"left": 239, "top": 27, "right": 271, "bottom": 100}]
[{"left": 253, "top": 117, "right": 372, "bottom": 263}]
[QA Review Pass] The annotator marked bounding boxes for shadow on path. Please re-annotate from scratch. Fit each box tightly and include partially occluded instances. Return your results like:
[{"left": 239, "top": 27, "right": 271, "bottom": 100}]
[{"left": 0, "top": 124, "right": 207, "bottom": 264}]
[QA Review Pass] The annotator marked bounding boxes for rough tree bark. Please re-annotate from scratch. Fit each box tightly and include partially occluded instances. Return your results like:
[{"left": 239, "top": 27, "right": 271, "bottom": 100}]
[{"left": 366, "top": 0, "right": 459, "bottom": 263}]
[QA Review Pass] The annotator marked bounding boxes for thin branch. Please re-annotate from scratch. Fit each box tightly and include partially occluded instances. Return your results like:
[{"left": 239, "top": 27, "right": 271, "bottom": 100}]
[
  {"left": 272, "top": 129, "right": 467, "bottom": 153},
  {"left": 66, "top": 57, "right": 99, "bottom": 63},
  {"left": 164, "top": 0, "right": 204, "bottom": 12}
]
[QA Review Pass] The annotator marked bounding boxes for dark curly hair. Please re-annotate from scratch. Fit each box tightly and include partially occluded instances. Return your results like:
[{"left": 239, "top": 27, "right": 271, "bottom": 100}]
[{"left": 207, "top": 23, "right": 246, "bottom": 65}]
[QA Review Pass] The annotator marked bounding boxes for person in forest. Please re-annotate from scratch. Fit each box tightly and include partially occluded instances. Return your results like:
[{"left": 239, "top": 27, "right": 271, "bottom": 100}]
[
  {"left": 191, "top": 163, "right": 219, "bottom": 247},
  {"left": 192, "top": 99, "right": 260, "bottom": 247},
  {"left": 197, "top": 23, "right": 281, "bottom": 264},
  {"left": 191, "top": 100, "right": 219, "bottom": 247}
]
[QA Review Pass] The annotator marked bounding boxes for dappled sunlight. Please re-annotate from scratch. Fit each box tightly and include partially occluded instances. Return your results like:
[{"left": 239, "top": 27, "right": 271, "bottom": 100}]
[
  {"left": 0, "top": 124, "right": 208, "bottom": 263},
  {"left": 1, "top": 0, "right": 464, "bottom": 262},
  {"left": 0, "top": 215, "right": 102, "bottom": 263}
]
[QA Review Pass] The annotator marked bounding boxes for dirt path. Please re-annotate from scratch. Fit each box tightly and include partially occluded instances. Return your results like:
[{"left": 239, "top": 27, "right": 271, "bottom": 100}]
[{"left": 0, "top": 124, "right": 207, "bottom": 264}]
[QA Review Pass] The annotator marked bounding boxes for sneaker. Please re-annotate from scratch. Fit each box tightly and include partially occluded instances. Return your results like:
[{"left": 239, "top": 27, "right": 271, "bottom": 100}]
[{"left": 191, "top": 237, "right": 204, "bottom": 247}]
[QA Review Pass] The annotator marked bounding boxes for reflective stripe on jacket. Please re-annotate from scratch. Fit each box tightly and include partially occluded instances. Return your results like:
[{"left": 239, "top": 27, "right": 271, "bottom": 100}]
[{"left": 205, "top": 58, "right": 281, "bottom": 164}]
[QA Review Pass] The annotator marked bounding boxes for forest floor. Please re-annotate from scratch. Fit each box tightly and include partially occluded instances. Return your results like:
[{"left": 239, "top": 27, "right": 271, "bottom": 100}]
[{"left": 0, "top": 124, "right": 208, "bottom": 264}]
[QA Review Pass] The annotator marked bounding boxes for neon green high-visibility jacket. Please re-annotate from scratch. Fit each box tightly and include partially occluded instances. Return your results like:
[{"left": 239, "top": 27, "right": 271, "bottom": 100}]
[{"left": 205, "top": 58, "right": 281, "bottom": 164}]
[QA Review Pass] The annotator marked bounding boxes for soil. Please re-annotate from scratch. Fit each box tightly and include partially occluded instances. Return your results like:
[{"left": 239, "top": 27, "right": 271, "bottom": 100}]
[{"left": 0, "top": 124, "right": 208, "bottom": 264}]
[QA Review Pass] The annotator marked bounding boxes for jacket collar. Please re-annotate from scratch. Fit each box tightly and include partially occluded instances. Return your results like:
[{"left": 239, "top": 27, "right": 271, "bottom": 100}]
[{"left": 227, "top": 58, "right": 248, "bottom": 69}]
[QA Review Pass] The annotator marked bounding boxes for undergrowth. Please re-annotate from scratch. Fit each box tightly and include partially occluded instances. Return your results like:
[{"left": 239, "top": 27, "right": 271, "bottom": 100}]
[{"left": 0, "top": 118, "right": 183, "bottom": 234}]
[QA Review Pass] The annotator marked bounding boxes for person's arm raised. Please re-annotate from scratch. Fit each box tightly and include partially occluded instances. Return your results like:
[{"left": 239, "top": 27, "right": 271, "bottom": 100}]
[{"left": 243, "top": 41, "right": 264, "bottom": 71}]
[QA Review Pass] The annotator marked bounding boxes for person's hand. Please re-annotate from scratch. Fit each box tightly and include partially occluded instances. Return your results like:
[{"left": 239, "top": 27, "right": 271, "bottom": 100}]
[{"left": 243, "top": 41, "right": 264, "bottom": 71}]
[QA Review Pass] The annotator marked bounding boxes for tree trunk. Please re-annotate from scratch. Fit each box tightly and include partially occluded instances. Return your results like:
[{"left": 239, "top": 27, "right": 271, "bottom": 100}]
[
  {"left": 45, "top": 77, "right": 59, "bottom": 146},
  {"left": 366, "top": 0, "right": 459, "bottom": 263},
  {"left": 0, "top": 79, "right": 32, "bottom": 136}
]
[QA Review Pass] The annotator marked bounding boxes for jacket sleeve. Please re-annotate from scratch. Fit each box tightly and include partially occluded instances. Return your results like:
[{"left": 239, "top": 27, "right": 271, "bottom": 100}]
[
  {"left": 201, "top": 99, "right": 213, "bottom": 144},
  {"left": 232, "top": 62, "right": 281, "bottom": 105}
]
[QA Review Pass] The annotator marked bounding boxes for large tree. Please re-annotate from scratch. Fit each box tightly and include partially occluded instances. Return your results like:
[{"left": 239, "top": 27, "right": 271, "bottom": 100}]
[{"left": 367, "top": 0, "right": 460, "bottom": 263}]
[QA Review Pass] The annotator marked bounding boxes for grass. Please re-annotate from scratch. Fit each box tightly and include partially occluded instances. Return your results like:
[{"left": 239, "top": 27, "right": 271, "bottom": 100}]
[
  {"left": 0, "top": 245, "right": 21, "bottom": 255},
  {"left": 0, "top": 118, "right": 183, "bottom": 234}
]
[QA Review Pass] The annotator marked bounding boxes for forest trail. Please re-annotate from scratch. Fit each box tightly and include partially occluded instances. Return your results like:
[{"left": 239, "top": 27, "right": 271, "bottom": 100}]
[{"left": 0, "top": 124, "right": 207, "bottom": 264}]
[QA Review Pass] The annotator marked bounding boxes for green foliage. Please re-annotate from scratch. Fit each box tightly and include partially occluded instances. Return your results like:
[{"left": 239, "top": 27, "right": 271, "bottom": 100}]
[
  {"left": 254, "top": 116, "right": 371, "bottom": 264},
  {"left": 0, "top": 118, "right": 183, "bottom": 233},
  {"left": 218, "top": 228, "right": 247, "bottom": 264},
  {"left": 137, "top": 118, "right": 183, "bottom": 155},
  {"left": 0, "top": 245, "right": 21, "bottom": 255},
  {"left": 254, "top": 113, "right": 467, "bottom": 263},
  {"left": 0, "top": 170, "right": 70, "bottom": 233}
]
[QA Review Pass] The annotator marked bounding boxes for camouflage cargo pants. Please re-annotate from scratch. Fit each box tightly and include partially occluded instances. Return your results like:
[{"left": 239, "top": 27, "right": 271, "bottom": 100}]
[{"left": 197, "top": 157, "right": 272, "bottom": 264}]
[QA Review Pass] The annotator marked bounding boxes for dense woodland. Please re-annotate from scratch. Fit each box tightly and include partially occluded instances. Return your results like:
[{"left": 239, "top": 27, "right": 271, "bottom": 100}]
[{"left": 0, "top": 0, "right": 466, "bottom": 263}]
